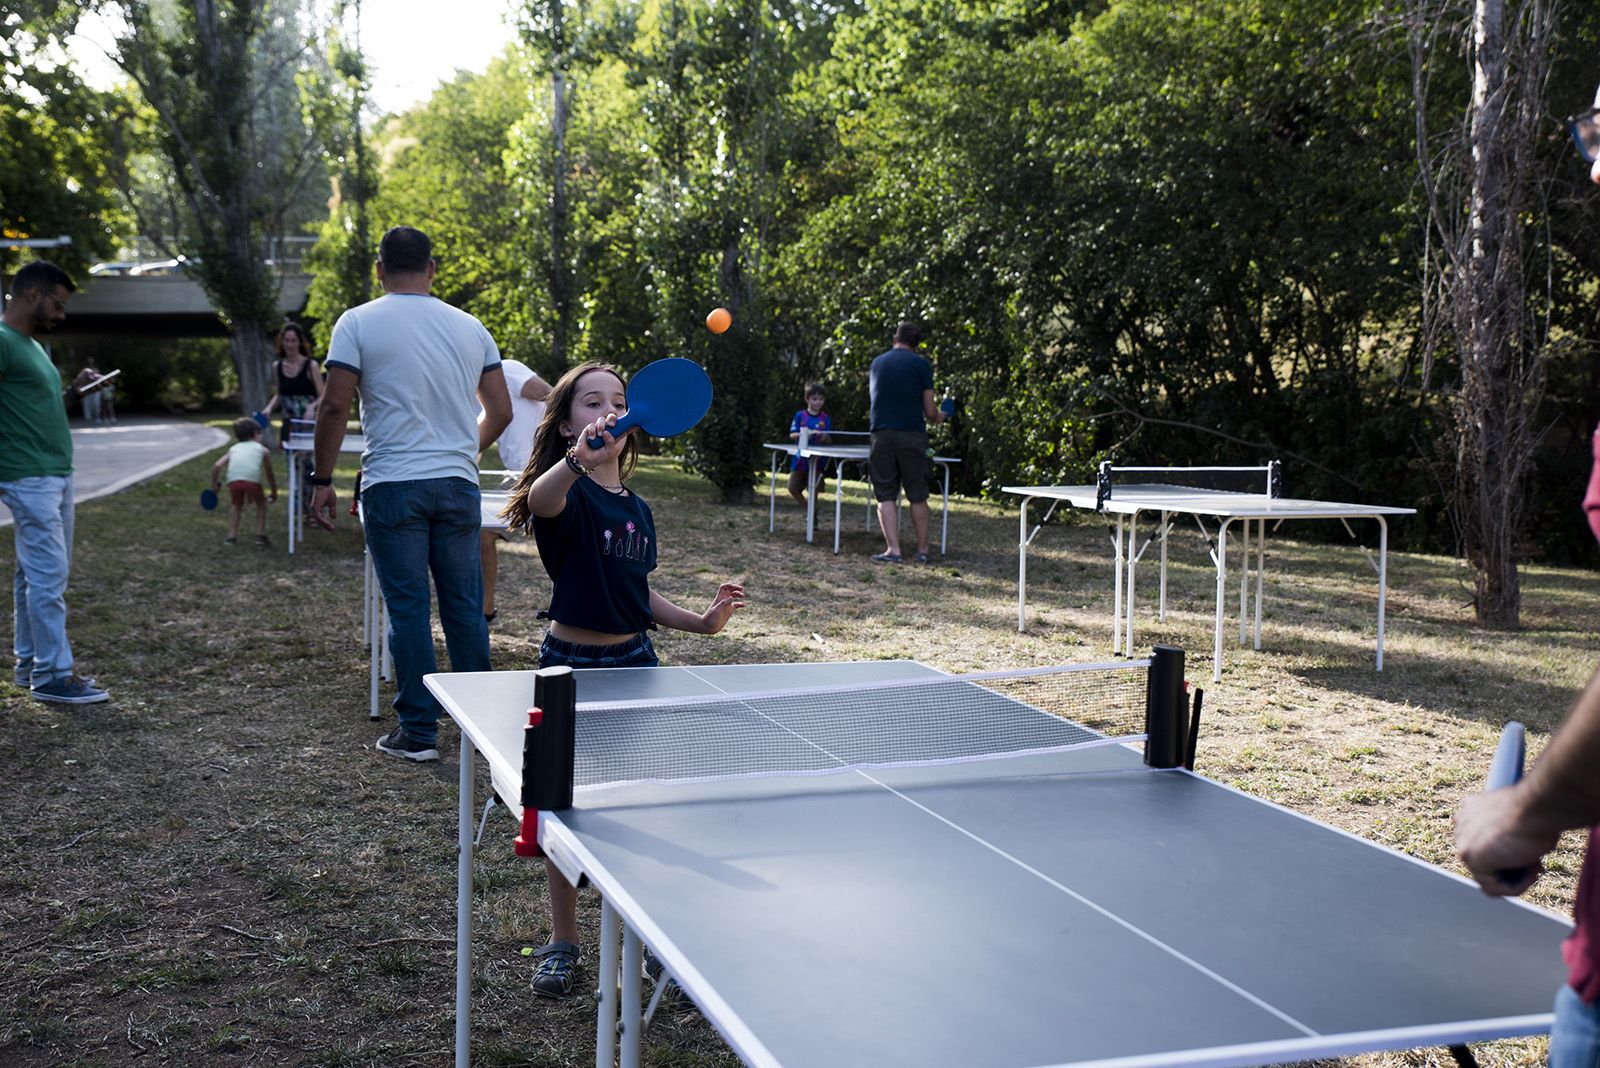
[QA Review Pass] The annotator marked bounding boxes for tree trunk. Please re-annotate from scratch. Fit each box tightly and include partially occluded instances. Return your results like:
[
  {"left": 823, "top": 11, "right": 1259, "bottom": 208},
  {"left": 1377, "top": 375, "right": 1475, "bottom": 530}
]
[
  {"left": 1458, "top": 0, "right": 1523, "bottom": 627},
  {"left": 231, "top": 322, "right": 273, "bottom": 412}
]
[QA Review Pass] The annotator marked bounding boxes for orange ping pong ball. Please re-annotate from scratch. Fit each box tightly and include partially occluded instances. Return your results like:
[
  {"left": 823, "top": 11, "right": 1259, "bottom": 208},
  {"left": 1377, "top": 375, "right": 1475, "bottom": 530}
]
[{"left": 706, "top": 307, "right": 732, "bottom": 334}]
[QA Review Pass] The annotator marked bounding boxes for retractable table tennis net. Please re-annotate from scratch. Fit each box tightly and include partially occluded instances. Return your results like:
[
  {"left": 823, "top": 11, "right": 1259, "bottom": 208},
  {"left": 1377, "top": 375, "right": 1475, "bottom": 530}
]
[{"left": 560, "top": 658, "right": 1171, "bottom": 795}]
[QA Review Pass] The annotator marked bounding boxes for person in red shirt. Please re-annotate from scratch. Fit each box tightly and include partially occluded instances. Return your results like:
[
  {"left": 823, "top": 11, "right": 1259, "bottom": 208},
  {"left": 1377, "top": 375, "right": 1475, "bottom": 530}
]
[{"left": 1452, "top": 87, "right": 1600, "bottom": 1067}]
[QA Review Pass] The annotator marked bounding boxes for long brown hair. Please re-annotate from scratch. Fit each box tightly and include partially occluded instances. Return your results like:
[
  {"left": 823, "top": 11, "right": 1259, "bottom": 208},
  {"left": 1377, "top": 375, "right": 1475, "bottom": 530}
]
[
  {"left": 275, "top": 321, "right": 314, "bottom": 362},
  {"left": 500, "top": 362, "right": 639, "bottom": 531}
]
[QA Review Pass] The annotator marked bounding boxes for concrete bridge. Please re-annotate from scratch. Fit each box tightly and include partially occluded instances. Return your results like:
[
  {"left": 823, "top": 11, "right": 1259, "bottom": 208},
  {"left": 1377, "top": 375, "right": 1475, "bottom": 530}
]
[{"left": 56, "top": 272, "right": 313, "bottom": 339}]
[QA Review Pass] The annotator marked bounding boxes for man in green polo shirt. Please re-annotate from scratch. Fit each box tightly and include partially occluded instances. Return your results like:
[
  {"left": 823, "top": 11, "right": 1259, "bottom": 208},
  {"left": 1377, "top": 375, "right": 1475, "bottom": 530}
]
[{"left": 0, "top": 260, "right": 110, "bottom": 704}]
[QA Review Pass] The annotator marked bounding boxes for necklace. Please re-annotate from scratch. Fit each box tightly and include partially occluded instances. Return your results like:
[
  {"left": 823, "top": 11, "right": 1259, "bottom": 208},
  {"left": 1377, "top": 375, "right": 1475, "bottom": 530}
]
[{"left": 587, "top": 474, "right": 627, "bottom": 493}]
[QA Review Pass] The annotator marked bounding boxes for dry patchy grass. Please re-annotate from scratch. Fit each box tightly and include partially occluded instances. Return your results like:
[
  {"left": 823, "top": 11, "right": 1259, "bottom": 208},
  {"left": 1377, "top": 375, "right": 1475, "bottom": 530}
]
[{"left": 1, "top": 433, "right": 1595, "bottom": 1067}]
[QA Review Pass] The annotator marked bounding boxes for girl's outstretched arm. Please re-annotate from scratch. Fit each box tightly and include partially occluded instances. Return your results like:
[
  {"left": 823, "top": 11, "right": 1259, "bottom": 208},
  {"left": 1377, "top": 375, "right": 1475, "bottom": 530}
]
[{"left": 650, "top": 582, "right": 746, "bottom": 635}]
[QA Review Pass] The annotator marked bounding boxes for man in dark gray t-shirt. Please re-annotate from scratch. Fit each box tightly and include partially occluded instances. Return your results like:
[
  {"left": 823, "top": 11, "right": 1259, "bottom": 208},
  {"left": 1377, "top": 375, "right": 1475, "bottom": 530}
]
[{"left": 867, "top": 320, "right": 947, "bottom": 564}]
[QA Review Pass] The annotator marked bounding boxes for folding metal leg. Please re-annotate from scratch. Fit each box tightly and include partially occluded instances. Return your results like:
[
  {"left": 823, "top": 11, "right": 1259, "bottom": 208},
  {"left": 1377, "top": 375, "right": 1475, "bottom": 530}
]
[
  {"left": 1016, "top": 501, "right": 1030, "bottom": 633},
  {"left": 1238, "top": 519, "right": 1251, "bottom": 645},
  {"left": 1124, "top": 513, "right": 1138, "bottom": 655},
  {"left": 1111, "top": 514, "right": 1125, "bottom": 655},
  {"left": 939, "top": 462, "right": 951, "bottom": 554},
  {"left": 1376, "top": 517, "right": 1390, "bottom": 671},
  {"left": 1212, "top": 521, "right": 1230, "bottom": 682},
  {"left": 1253, "top": 519, "right": 1265, "bottom": 651},
  {"left": 832, "top": 466, "right": 844, "bottom": 555},
  {"left": 766, "top": 450, "right": 779, "bottom": 533},
  {"left": 455, "top": 741, "right": 475, "bottom": 1068},
  {"left": 596, "top": 900, "right": 620, "bottom": 1068},
  {"left": 620, "top": 925, "right": 643, "bottom": 1068},
  {"left": 1159, "top": 510, "right": 1170, "bottom": 621},
  {"left": 287, "top": 454, "right": 298, "bottom": 554}
]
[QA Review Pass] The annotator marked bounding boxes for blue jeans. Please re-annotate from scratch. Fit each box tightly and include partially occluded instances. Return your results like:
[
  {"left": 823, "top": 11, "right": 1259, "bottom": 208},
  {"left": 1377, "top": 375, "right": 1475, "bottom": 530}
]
[
  {"left": 1551, "top": 983, "right": 1600, "bottom": 1068},
  {"left": 0, "top": 475, "right": 76, "bottom": 686},
  {"left": 538, "top": 631, "right": 658, "bottom": 670},
  {"left": 362, "top": 478, "right": 490, "bottom": 746}
]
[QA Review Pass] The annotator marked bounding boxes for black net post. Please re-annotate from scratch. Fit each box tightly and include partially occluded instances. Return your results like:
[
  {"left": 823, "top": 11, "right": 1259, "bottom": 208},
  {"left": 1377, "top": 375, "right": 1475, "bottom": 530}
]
[
  {"left": 1144, "top": 645, "right": 1188, "bottom": 768},
  {"left": 513, "top": 666, "right": 577, "bottom": 858}
]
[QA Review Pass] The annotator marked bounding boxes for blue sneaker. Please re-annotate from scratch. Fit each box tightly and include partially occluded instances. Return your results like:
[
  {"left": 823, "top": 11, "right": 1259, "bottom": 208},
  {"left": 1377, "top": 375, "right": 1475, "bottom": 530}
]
[
  {"left": 32, "top": 675, "right": 110, "bottom": 705},
  {"left": 13, "top": 661, "right": 30, "bottom": 687}
]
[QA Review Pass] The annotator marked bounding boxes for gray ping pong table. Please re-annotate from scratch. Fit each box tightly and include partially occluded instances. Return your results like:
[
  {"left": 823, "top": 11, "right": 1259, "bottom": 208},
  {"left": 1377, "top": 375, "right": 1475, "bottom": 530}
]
[
  {"left": 764, "top": 429, "right": 960, "bottom": 555},
  {"left": 1004, "top": 462, "right": 1417, "bottom": 681},
  {"left": 424, "top": 650, "right": 1567, "bottom": 1068}
]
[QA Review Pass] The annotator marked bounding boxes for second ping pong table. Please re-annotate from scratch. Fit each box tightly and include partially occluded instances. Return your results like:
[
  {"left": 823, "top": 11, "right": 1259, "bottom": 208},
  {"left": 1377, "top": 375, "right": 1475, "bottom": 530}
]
[
  {"left": 1005, "top": 462, "right": 1417, "bottom": 680},
  {"left": 763, "top": 430, "right": 960, "bottom": 555},
  {"left": 425, "top": 651, "right": 1566, "bottom": 1068}
]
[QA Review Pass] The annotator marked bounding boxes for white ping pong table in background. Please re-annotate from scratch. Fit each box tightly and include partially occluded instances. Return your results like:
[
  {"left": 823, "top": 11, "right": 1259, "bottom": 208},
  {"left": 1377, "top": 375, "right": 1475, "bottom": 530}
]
[
  {"left": 283, "top": 420, "right": 365, "bottom": 554},
  {"left": 1004, "top": 463, "right": 1417, "bottom": 681},
  {"left": 764, "top": 428, "right": 960, "bottom": 555},
  {"left": 425, "top": 653, "right": 1566, "bottom": 1068}
]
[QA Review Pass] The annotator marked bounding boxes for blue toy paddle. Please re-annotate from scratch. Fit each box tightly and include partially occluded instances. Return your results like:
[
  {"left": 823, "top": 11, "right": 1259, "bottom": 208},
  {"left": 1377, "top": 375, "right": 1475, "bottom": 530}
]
[
  {"left": 939, "top": 397, "right": 955, "bottom": 416},
  {"left": 587, "top": 358, "right": 713, "bottom": 449},
  {"left": 200, "top": 487, "right": 219, "bottom": 511},
  {"left": 1486, "top": 722, "right": 1530, "bottom": 886},
  {"left": 251, "top": 410, "right": 269, "bottom": 429}
]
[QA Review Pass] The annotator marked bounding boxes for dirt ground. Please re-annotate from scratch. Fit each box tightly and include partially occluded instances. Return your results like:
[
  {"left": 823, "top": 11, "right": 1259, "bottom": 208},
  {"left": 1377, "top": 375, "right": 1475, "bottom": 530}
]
[{"left": 1, "top": 446, "right": 1594, "bottom": 1067}]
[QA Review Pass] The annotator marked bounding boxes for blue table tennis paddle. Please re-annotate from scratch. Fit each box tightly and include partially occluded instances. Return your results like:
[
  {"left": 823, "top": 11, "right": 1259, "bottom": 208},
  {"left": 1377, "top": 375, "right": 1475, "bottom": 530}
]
[
  {"left": 200, "top": 487, "right": 219, "bottom": 510},
  {"left": 939, "top": 397, "right": 955, "bottom": 416},
  {"left": 587, "top": 357, "right": 713, "bottom": 449},
  {"left": 1486, "top": 721, "right": 1531, "bottom": 886},
  {"left": 252, "top": 410, "right": 269, "bottom": 428}
]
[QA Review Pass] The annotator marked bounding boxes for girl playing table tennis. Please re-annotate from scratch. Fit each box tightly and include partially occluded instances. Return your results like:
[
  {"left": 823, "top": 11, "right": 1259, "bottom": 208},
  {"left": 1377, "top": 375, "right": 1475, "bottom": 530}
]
[{"left": 501, "top": 361, "right": 745, "bottom": 998}]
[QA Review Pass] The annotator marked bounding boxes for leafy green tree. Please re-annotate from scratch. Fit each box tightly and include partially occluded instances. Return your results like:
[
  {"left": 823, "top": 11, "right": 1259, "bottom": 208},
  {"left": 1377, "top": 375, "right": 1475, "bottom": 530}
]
[
  {"left": 304, "top": 0, "right": 376, "bottom": 346},
  {"left": 113, "top": 0, "right": 331, "bottom": 410},
  {"left": 1, "top": 2, "right": 132, "bottom": 274}
]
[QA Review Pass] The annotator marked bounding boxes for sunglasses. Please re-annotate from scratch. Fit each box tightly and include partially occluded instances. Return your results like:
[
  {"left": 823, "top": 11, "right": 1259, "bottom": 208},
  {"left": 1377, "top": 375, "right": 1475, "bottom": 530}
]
[{"left": 1569, "top": 106, "right": 1600, "bottom": 164}]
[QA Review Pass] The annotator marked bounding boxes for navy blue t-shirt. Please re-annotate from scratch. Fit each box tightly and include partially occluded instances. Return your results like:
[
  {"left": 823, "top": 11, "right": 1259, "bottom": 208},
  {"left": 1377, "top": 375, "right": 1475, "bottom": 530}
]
[
  {"left": 532, "top": 476, "right": 657, "bottom": 634},
  {"left": 868, "top": 347, "right": 934, "bottom": 432}
]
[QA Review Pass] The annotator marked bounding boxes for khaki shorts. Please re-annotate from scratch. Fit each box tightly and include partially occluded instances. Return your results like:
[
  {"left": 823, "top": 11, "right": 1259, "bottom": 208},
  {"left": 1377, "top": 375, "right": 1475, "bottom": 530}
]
[{"left": 868, "top": 430, "right": 931, "bottom": 503}]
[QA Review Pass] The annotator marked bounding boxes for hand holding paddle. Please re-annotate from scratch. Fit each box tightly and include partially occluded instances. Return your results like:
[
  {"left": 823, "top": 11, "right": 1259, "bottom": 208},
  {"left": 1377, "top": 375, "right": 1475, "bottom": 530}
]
[
  {"left": 586, "top": 358, "right": 713, "bottom": 450},
  {"left": 1454, "top": 722, "right": 1553, "bottom": 897}
]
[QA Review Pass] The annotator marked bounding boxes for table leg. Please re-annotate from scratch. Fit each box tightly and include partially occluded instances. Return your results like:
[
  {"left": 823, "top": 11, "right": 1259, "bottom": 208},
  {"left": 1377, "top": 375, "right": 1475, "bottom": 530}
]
[
  {"left": 1112, "top": 514, "right": 1125, "bottom": 655},
  {"left": 833, "top": 464, "right": 844, "bottom": 555},
  {"left": 766, "top": 450, "right": 778, "bottom": 534},
  {"left": 1016, "top": 500, "right": 1029, "bottom": 633},
  {"left": 1213, "top": 521, "right": 1230, "bottom": 682},
  {"left": 940, "top": 463, "right": 950, "bottom": 555},
  {"left": 1159, "top": 510, "right": 1169, "bottom": 622},
  {"left": 1238, "top": 519, "right": 1250, "bottom": 646},
  {"left": 620, "top": 924, "right": 643, "bottom": 1068},
  {"left": 804, "top": 462, "right": 817, "bottom": 544},
  {"left": 1125, "top": 512, "right": 1138, "bottom": 655},
  {"left": 287, "top": 451, "right": 298, "bottom": 555},
  {"left": 596, "top": 900, "right": 620, "bottom": 1068},
  {"left": 1253, "top": 519, "right": 1265, "bottom": 651},
  {"left": 1376, "top": 517, "right": 1390, "bottom": 671},
  {"left": 455, "top": 741, "right": 475, "bottom": 1068}
]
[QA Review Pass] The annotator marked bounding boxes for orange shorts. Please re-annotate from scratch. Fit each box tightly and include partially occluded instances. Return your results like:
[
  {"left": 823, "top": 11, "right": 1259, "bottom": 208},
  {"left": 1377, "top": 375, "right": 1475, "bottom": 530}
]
[{"left": 228, "top": 480, "right": 265, "bottom": 506}]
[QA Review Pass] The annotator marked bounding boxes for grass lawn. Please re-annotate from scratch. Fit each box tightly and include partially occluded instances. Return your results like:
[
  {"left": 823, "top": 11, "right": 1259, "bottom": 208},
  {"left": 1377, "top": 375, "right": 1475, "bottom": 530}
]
[{"left": 2, "top": 430, "right": 1596, "bottom": 1067}]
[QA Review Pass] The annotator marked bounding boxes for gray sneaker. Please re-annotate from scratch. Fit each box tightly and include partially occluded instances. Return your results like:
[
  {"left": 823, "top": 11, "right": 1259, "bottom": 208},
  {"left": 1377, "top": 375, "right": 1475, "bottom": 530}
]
[
  {"left": 375, "top": 726, "right": 440, "bottom": 762},
  {"left": 13, "top": 661, "right": 30, "bottom": 687},
  {"left": 32, "top": 675, "right": 110, "bottom": 705}
]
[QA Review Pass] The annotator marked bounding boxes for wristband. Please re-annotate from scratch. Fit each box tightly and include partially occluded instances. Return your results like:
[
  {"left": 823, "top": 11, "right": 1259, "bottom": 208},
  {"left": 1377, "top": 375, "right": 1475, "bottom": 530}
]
[
  {"left": 564, "top": 447, "right": 589, "bottom": 476},
  {"left": 307, "top": 474, "right": 334, "bottom": 487}
]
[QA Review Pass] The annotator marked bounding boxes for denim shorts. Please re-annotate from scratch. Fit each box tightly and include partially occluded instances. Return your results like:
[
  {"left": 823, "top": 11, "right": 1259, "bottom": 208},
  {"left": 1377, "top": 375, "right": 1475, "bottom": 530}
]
[{"left": 538, "top": 631, "right": 659, "bottom": 670}]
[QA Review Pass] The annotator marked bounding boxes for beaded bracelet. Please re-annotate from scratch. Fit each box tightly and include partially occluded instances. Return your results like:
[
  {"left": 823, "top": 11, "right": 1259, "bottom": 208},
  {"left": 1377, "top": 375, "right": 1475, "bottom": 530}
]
[{"left": 564, "top": 446, "right": 589, "bottom": 476}]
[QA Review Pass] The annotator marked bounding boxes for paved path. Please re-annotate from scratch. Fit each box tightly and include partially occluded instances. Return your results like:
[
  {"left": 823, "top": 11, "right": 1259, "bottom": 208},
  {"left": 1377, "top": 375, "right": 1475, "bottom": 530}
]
[{"left": 0, "top": 416, "right": 228, "bottom": 527}]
